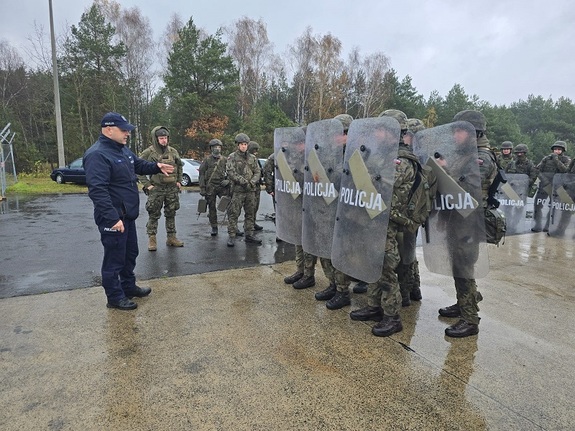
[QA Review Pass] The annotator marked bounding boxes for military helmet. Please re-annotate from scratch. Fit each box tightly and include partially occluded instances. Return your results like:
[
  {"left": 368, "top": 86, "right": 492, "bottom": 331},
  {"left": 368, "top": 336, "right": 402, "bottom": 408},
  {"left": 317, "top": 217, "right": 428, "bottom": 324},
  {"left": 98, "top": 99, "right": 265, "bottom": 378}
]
[
  {"left": 379, "top": 109, "right": 408, "bottom": 130},
  {"left": 551, "top": 141, "right": 566, "bottom": 151},
  {"left": 407, "top": 118, "right": 425, "bottom": 133},
  {"left": 514, "top": 144, "right": 528, "bottom": 154},
  {"left": 155, "top": 127, "right": 169, "bottom": 137},
  {"left": 248, "top": 141, "right": 260, "bottom": 154},
  {"left": 333, "top": 114, "right": 353, "bottom": 132},
  {"left": 452, "top": 110, "right": 486, "bottom": 131},
  {"left": 500, "top": 141, "right": 513, "bottom": 149},
  {"left": 209, "top": 138, "right": 222, "bottom": 148},
  {"left": 234, "top": 133, "right": 250, "bottom": 144}
]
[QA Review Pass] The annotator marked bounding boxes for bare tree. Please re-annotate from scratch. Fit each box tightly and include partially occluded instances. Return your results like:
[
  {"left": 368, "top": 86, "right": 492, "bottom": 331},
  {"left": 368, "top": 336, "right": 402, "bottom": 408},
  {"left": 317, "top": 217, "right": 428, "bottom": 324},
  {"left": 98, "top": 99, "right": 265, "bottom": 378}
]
[
  {"left": 288, "top": 27, "right": 316, "bottom": 125},
  {"left": 0, "top": 40, "right": 26, "bottom": 113},
  {"left": 312, "top": 33, "right": 343, "bottom": 120},
  {"left": 226, "top": 17, "right": 273, "bottom": 119},
  {"left": 359, "top": 51, "right": 391, "bottom": 117}
]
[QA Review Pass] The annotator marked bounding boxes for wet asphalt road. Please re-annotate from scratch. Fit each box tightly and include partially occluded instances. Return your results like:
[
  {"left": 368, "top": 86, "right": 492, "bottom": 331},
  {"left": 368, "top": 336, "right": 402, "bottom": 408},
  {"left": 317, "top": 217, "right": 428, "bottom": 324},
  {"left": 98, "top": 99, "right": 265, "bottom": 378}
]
[{"left": 0, "top": 190, "right": 294, "bottom": 299}]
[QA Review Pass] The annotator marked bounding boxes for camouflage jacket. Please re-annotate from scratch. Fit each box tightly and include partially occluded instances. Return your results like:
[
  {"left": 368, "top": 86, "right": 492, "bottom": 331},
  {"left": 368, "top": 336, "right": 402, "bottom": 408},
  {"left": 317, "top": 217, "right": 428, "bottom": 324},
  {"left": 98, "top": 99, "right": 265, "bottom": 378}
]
[
  {"left": 477, "top": 137, "right": 498, "bottom": 207},
  {"left": 506, "top": 156, "right": 538, "bottom": 186},
  {"left": 496, "top": 154, "right": 513, "bottom": 171},
  {"left": 138, "top": 126, "right": 183, "bottom": 188},
  {"left": 389, "top": 145, "right": 417, "bottom": 228},
  {"left": 537, "top": 153, "right": 571, "bottom": 174},
  {"left": 199, "top": 154, "right": 227, "bottom": 193},
  {"left": 263, "top": 154, "right": 275, "bottom": 194},
  {"left": 226, "top": 149, "right": 261, "bottom": 193}
]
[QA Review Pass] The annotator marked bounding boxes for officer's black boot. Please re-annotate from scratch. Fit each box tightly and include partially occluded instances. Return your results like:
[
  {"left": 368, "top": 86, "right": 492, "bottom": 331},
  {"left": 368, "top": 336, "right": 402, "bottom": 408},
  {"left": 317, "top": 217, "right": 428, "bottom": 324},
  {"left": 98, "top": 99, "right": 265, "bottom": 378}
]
[
  {"left": 284, "top": 271, "right": 303, "bottom": 284},
  {"left": 410, "top": 285, "right": 422, "bottom": 301},
  {"left": 445, "top": 319, "right": 479, "bottom": 338},
  {"left": 372, "top": 315, "right": 403, "bottom": 337},
  {"left": 227, "top": 236, "right": 235, "bottom": 247},
  {"left": 350, "top": 306, "right": 383, "bottom": 322},
  {"left": 352, "top": 281, "right": 368, "bottom": 294},
  {"left": 315, "top": 283, "right": 336, "bottom": 301},
  {"left": 211, "top": 226, "right": 218, "bottom": 236},
  {"left": 438, "top": 304, "right": 461, "bottom": 318},
  {"left": 326, "top": 290, "right": 351, "bottom": 310},
  {"left": 293, "top": 275, "right": 315, "bottom": 289}
]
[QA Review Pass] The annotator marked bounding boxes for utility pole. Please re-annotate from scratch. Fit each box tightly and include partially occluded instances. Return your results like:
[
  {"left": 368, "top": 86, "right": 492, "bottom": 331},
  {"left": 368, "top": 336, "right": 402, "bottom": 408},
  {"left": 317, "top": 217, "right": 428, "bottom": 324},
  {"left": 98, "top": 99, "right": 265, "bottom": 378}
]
[{"left": 49, "top": 0, "right": 65, "bottom": 167}]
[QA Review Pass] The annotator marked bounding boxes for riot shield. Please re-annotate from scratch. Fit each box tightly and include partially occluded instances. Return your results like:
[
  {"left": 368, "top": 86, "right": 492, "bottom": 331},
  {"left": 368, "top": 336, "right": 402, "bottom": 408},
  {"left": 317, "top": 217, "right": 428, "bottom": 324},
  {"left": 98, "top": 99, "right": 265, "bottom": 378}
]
[
  {"left": 330, "top": 117, "right": 399, "bottom": 282},
  {"left": 496, "top": 173, "right": 530, "bottom": 235},
  {"left": 302, "top": 119, "right": 344, "bottom": 258},
  {"left": 548, "top": 173, "right": 575, "bottom": 238},
  {"left": 413, "top": 121, "right": 489, "bottom": 279},
  {"left": 532, "top": 172, "right": 554, "bottom": 231},
  {"left": 273, "top": 127, "right": 306, "bottom": 245}
]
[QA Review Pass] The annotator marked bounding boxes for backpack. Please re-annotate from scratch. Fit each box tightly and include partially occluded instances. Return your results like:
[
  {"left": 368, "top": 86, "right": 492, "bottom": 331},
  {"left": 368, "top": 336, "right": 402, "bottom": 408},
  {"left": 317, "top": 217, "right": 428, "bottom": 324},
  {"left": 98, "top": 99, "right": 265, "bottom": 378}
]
[{"left": 401, "top": 153, "right": 438, "bottom": 231}]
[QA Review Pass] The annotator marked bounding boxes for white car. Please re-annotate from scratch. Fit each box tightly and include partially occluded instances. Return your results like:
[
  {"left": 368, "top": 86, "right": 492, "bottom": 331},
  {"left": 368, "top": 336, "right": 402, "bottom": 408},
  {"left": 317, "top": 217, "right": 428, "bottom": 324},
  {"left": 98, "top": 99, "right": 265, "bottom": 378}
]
[{"left": 181, "top": 159, "right": 200, "bottom": 186}]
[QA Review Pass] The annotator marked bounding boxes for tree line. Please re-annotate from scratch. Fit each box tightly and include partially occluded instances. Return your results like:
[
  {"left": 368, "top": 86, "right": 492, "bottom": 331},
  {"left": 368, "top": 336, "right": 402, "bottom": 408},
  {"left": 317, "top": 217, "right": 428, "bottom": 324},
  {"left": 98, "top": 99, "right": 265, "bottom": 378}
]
[{"left": 1, "top": 0, "right": 574, "bottom": 173}]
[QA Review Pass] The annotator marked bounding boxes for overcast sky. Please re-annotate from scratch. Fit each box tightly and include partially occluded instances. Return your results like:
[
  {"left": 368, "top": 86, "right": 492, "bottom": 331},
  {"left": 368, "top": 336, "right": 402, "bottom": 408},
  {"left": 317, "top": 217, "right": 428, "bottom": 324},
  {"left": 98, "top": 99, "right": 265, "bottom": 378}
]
[{"left": 2, "top": 0, "right": 574, "bottom": 106}]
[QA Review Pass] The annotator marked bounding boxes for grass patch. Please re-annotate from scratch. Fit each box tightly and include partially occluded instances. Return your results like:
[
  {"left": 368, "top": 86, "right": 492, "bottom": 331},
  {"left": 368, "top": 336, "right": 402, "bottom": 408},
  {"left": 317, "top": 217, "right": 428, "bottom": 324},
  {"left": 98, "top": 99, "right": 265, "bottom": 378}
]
[{"left": 6, "top": 175, "right": 88, "bottom": 195}]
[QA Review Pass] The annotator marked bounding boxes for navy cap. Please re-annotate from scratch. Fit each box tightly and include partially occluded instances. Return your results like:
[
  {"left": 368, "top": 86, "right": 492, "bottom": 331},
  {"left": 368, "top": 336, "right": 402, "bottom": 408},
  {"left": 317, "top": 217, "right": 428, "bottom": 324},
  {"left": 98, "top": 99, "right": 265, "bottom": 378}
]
[{"left": 101, "top": 112, "right": 135, "bottom": 131}]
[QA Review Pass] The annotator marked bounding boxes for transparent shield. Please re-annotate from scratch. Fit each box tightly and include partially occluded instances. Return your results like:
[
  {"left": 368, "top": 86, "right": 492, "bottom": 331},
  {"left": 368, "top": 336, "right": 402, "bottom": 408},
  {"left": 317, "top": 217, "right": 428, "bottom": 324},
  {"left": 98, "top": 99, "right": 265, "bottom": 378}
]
[
  {"left": 331, "top": 117, "right": 400, "bottom": 282},
  {"left": 302, "top": 119, "right": 344, "bottom": 258},
  {"left": 274, "top": 127, "right": 306, "bottom": 245},
  {"left": 496, "top": 174, "right": 530, "bottom": 235},
  {"left": 548, "top": 173, "right": 575, "bottom": 238},
  {"left": 532, "top": 172, "right": 554, "bottom": 232},
  {"left": 413, "top": 122, "right": 489, "bottom": 278}
]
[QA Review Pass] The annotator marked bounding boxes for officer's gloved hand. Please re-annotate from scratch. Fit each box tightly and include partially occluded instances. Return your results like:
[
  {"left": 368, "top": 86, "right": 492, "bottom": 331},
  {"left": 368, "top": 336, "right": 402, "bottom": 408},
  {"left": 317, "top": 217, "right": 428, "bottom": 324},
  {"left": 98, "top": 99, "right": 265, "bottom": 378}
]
[
  {"left": 220, "top": 179, "right": 230, "bottom": 188},
  {"left": 200, "top": 188, "right": 207, "bottom": 197}
]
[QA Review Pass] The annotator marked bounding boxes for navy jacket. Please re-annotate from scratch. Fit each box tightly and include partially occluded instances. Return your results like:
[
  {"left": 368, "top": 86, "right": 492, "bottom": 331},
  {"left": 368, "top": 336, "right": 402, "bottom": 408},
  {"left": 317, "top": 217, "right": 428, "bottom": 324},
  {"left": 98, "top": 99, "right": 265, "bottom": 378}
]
[{"left": 84, "top": 135, "right": 161, "bottom": 227}]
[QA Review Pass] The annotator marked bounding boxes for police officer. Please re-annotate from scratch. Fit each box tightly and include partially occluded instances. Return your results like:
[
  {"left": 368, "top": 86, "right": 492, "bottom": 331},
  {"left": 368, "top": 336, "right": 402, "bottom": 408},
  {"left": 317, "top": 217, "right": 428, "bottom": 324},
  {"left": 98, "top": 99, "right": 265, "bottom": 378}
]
[
  {"left": 84, "top": 112, "right": 174, "bottom": 310},
  {"left": 199, "top": 138, "right": 230, "bottom": 236},
  {"left": 532, "top": 141, "right": 571, "bottom": 232},
  {"left": 505, "top": 143, "right": 537, "bottom": 194},
  {"left": 248, "top": 141, "right": 264, "bottom": 232},
  {"left": 437, "top": 110, "right": 497, "bottom": 338},
  {"left": 349, "top": 109, "right": 417, "bottom": 336},
  {"left": 226, "top": 133, "right": 262, "bottom": 247},
  {"left": 139, "top": 126, "right": 184, "bottom": 251},
  {"left": 497, "top": 141, "right": 514, "bottom": 170}
]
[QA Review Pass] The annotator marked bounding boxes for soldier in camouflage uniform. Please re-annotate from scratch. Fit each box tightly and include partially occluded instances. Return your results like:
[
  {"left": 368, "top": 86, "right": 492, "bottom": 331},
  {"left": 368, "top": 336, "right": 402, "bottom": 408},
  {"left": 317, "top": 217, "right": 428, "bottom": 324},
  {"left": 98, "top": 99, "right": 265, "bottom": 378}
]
[
  {"left": 497, "top": 141, "right": 514, "bottom": 170},
  {"left": 505, "top": 144, "right": 538, "bottom": 195},
  {"left": 139, "top": 126, "right": 184, "bottom": 251},
  {"left": 349, "top": 110, "right": 417, "bottom": 337},
  {"left": 199, "top": 139, "right": 230, "bottom": 236},
  {"left": 531, "top": 141, "right": 571, "bottom": 232},
  {"left": 437, "top": 110, "right": 498, "bottom": 338},
  {"left": 248, "top": 141, "right": 264, "bottom": 232},
  {"left": 225, "top": 133, "right": 262, "bottom": 247}
]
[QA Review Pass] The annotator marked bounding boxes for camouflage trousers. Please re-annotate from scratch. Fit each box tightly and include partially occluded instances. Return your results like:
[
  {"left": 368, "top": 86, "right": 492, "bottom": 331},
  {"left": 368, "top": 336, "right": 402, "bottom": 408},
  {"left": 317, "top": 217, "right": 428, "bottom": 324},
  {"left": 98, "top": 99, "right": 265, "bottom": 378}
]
[
  {"left": 254, "top": 188, "right": 261, "bottom": 216},
  {"left": 145, "top": 185, "right": 180, "bottom": 235},
  {"left": 319, "top": 257, "right": 350, "bottom": 292},
  {"left": 206, "top": 186, "right": 228, "bottom": 227},
  {"left": 227, "top": 191, "right": 256, "bottom": 236},
  {"left": 453, "top": 277, "right": 483, "bottom": 325},
  {"left": 295, "top": 245, "right": 317, "bottom": 277},
  {"left": 396, "top": 229, "right": 420, "bottom": 299},
  {"left": 367, "top": 223, "right": 402, "bottom": 316}
]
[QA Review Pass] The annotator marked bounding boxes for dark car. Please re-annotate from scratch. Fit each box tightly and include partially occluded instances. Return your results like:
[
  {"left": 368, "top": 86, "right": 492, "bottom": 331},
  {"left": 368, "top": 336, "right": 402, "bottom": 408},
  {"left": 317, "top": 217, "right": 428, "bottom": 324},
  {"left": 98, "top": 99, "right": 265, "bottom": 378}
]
[{"left": 50, "top": 158, "right": 86, "bottom": 184}]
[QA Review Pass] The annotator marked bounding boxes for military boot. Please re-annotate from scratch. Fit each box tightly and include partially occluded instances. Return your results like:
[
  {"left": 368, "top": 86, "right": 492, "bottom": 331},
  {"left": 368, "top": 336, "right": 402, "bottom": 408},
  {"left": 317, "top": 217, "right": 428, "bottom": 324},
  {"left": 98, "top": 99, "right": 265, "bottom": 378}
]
[
  {"left": 438, "top": 304, "right": 461, "bottom": 318},
  {"left": 293, "top": 276, "right": 315, "bottom": 289},
  {"left": 401, "top": 295, "right": 411, "bottom": 307},
  {"left": 245, "top": 235, "right": 262, "bottom": 245},
  {"left": 254, "top": 223, "right": 264, "bottom": 231},
  {"left": 227, "top": 236, "right": 235, "bottom": 247},
  {"left": 445, "top": 319, "right": 479, "bottom": 338},
  {"left": 326, "top": 290, "right": 351, "bottom": 310},
  {"left": 410, "top": 286, "right": 422, "bottom": 301},
  {"left": 166, "top": 234, "right": 184, "bottom": 247},
  {"left": 315, "top": 283, "right": 336, "bottom": 301},
  {"left": 372, "top": 315, "right": 403, "bottom": 337},
  {"left": 352, "top": 281, "right": 368, "bottom": 294},
  {"left": 350, "top": 306, "right": 383, "bottom": 322},
  {"left": 211, "top": 226, "right": 218, "bottom": 236},
  {"left": 284, "top": 272, "right": 303, "bottom": 284},
  {"left": 148, "top": 235, "right": 157, "bottom": 252}
]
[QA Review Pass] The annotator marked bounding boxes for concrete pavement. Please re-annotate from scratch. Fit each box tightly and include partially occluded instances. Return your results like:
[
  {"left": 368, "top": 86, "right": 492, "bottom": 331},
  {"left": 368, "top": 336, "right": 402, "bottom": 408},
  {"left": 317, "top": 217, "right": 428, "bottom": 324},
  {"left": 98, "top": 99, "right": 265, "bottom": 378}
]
[{"left": 1, "top": 233, "right": 574, "bottom": 430}]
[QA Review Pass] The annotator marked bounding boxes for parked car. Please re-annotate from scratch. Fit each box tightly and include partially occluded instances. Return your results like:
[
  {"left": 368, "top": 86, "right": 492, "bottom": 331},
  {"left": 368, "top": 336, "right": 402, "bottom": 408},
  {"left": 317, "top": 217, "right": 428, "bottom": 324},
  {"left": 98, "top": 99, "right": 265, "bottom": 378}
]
[
  {"left": 258, "top": 158, "right": 267, "bottom": 184},
  {"left": 50, "top": 158, "right": 86, "bottom": 184},
  {"left": 181, "top": 159, "right": 200, "bottom": 186}
]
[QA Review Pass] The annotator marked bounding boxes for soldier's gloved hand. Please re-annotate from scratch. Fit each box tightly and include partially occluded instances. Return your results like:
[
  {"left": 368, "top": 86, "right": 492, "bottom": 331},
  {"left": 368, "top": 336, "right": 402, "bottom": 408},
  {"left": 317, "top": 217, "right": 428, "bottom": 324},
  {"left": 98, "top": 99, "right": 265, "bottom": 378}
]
[
  {"left": 249, "top": 181, "right": 257, "bottom": 190},
  {"left": 200, "top": 189, "right": 207, "bottom": 197},
  {"left": 220, "top": 179, "right": 230, "bottom": 188}
]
